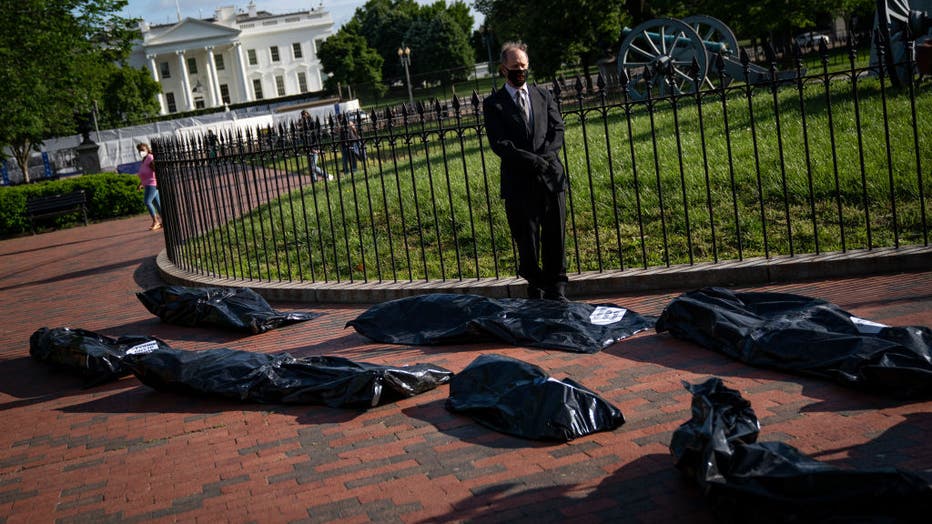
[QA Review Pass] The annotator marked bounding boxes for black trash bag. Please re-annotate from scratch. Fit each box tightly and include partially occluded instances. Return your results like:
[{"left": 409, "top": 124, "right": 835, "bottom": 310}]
[
  {"left": 29, "top": 327, "right": 155, "bottom": 386},
  {"left": 656, "top": 287, "right": 932, "bottom": 397},
  {"left": 123, "top": 343, "right": 453, "bottom": 408},
  {"left": 445, "top": 354, "right": 625, "bottom": 441},
  {"left": 671, "top": 378, "right": 932, "bottom": 522},
  {"left": 137, "top": 285, "right": 321, "bottom": 334},
  {"left": 347, "top": 293, "right": 655, "bottom": 353}
]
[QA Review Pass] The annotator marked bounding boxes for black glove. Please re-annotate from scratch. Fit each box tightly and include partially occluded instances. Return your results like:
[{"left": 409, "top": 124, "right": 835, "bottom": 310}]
[
  {"left": 537, "top": 153, "right": 565, "bottom": 193},
  {"left": 532, "top": 154, "right": 550, "bottom": 174}
]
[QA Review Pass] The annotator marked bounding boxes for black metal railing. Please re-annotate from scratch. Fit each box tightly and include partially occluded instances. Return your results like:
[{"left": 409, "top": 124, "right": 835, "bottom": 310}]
[{"left": 154, "top": 36, "right": 929, "bottom": 286}]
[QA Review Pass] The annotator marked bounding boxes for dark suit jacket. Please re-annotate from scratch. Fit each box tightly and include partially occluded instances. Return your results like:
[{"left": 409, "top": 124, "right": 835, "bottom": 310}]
[{"left": 483, "top": 83, "right": 566, "bottom": 199}]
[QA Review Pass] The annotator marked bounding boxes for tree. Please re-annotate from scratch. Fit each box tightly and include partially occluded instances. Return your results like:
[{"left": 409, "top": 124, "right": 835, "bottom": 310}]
[
  {"left": 419, "top": 0, "right": 474, "bottom": 37},
  {"left": 325, "top": 0, "right": 475, "bottom": 93},
  {"left": 97, "top": 65, "right": 162, "bottom": 128},
  {"left": 471, "top": 26, "right": 500, "bottom": 67},
  {"left": 0, "top": 0, "right": 139, "bottom": 182},
  {"left": 355, "top": 0, "right": 421, "bottom": 82},
  {"left": 404, "top": 11, "right": 475, "bottom": 85},
  {"left": 475, "top": 0, "right": 626, "bottom": 83},
  {"left": 647, "top": 0, "right": 876, "bottom": 41},
  {"left": 317, "top": 20, "right": 387, "bottom": 99}
]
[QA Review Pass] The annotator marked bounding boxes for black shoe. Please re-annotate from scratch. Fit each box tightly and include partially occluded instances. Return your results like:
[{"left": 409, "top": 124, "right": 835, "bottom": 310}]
[{"left": 542, "top": 281, "right": 568, "bottom": 302}]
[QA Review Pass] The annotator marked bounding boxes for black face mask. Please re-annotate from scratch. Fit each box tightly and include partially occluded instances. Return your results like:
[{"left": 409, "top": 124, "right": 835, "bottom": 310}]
[{"left": 504, "top": 67, "right": 529, "bottom": 87}]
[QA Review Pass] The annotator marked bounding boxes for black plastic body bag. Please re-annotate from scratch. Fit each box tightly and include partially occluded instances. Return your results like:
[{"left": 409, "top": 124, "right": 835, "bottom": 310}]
[
  {"left": 656, "top": 287, "right": 932, "bottom": 397},
  {"left": 123, "top": 344, "right": 453, "bottom": 408},
  {"left": 671, "top": 378, "right": 932, "bottom": 522},
  {"left": 137, "top": 285, "right": 320, "bottom": 334},
  {"left": 30, "top": 327, "right": 452, "bottom": 408},
  {"left": 348, "top": 293, "right": 655, "bottom": 353},
  {"left": 29, "top": 327, "right": 135, "bottom": 386},
  {"left": 446, "top": 354, "right": 624, "bottom": 441}
]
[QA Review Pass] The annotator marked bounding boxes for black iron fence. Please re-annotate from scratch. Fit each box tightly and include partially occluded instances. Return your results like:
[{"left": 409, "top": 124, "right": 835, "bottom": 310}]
[{"left": 154, "top": 38, "right": 929, "bottom": 286}]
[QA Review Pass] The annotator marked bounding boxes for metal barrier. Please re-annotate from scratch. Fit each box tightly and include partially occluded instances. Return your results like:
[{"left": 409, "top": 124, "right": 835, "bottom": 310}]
[{"left": 154, "top": 35, "right": 929, "bottom": 285}]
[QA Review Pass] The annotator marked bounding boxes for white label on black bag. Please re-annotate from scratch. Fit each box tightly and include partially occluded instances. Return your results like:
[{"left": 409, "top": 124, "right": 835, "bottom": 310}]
[
  {"left": 589, "top": 306, "right": 627, "bottom": 326},
  {"left": 849, "top": 315, "right": 889, "bottom": 334},
  {"left": 126, "top": 340, "right": 159, "bottom": 355}
]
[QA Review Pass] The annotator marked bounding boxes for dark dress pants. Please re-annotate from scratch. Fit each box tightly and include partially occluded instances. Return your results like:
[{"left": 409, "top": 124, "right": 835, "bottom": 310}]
[{"left": 504, "top": 184, "right": 567, "bottom": 299}]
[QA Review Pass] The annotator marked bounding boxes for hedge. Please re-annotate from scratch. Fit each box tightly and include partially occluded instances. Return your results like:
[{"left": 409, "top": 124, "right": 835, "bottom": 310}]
[{"left": 0, "top": 173, "right": 147, "bottom": 237}]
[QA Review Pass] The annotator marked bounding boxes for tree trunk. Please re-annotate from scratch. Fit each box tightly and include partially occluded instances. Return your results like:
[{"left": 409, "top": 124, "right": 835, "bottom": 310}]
[
  {"left": 11, "top": 140, "right": 33, "bottom": 184},
  {"left": 625, "top": 0, "right": 649, "bottom": 25},
  {"left": 582, "top": 56, "right": 594, "bottom": 93}
]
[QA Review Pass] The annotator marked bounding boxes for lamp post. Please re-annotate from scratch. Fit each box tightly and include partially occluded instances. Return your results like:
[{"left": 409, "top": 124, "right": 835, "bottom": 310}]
[{"left": 397, "top": 45, "right": 413, "bottom": 107}]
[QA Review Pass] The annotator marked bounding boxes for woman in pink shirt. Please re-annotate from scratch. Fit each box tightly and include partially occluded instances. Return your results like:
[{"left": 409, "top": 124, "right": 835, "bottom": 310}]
[{"left": 136, "top": 143, "right": 162, "bottom": 231}]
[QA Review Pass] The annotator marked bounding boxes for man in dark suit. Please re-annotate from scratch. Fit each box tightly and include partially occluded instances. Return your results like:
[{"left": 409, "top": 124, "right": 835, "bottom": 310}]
[{"left": 483, "top": 41, "right": 568, "bottom": 301}]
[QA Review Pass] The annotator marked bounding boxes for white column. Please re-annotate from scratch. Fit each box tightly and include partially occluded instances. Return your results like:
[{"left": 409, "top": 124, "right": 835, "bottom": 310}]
[
  {"left": 176, "top": 50, "right": 194, "bottom": 111},
  {"left": 205, "top": 46, "right": 221, "bottom": 107},
  {"left": 233, "top": 41, "right": 252, "bottom": 102},
  {"left": 146, "top": 54, "right": 167, "bottom": 114}
]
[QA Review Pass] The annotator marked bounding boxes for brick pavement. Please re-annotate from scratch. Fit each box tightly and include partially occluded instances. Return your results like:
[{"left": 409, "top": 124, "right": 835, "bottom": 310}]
[{"left": 1, "top": 216, "right": 930, "bottom": 523}]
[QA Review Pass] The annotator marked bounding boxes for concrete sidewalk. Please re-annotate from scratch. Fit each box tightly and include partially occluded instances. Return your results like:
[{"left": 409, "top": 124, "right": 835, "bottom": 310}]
[{"left": 1, "top": 216, "right": 930, "bottom": 523}]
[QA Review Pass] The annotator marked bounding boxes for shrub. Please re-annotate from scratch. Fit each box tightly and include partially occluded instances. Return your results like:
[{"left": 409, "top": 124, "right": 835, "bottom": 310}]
[{"left": 0, "top": 173, "right": 147, "bottom": 237}]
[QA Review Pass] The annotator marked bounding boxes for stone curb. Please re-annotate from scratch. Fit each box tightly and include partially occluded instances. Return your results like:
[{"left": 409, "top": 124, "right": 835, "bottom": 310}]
[{"left": 156, "top": 245, "right": 932, "bottom": 303}]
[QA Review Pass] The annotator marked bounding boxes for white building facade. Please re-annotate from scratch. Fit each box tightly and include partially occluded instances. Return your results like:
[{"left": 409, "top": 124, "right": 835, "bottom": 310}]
[{"left": 128, "top": 2, "right": 334, "bottom": 115}]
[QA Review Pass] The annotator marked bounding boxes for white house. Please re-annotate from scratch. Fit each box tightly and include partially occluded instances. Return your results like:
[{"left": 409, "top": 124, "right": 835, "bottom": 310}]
[{"left": 128, "top": 2, "right": 334, "bottom": 115}]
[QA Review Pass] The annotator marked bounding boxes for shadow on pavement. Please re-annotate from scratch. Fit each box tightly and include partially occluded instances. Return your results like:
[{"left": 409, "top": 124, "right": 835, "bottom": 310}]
[
  {"left": 0, "top": 256, "right": 153, "bottom": 293},
  {"left": 417, "top": 453, "right": 712, "bottom": 523},
  {"left": 0, "top": 356, "right": 135, "bottom": 410},
  {"left": 603, "top": 332, "right": 909, "bottom": 408},
  {"left": 100, "top": 318, "right": 252, "bottom": 346},
  {"left": 402, "top": 398, "right": 559, "bottom": 450},
  {"left": 132, "top": 255, "right": 167, "bottom": 290},
  {"left": 812, "top": 411, "right": 932, "bottom": 482},
  {"left": 0, "top": 230, "right": 143, "bottom": 258},
  {"left": 57, "top": 381, "right": 363, "bottom": 425}
]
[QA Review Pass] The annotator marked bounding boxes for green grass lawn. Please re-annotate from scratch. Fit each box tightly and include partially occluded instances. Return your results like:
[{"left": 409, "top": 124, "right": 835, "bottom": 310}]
[{"left": 179, "top": 73, "right": 930, "bottom": 283}]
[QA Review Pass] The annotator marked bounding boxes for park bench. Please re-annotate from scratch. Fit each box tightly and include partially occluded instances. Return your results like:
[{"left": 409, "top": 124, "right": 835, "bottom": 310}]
[{"left": 25, "top": 190, "right": 88, "bottom": 234}]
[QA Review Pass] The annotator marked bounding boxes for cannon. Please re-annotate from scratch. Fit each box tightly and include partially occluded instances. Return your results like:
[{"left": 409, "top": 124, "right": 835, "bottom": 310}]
[
  {"left": 872, "top": 0, "right": 932, "bottom": 85},
  {"left": 616, "top": 15, "right": 798, "bottom": 100}
]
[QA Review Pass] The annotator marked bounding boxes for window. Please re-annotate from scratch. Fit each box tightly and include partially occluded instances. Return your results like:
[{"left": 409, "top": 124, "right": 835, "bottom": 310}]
[
  {"left": 159, "top": 62, "right": 170, "bottom": 79},
  {"left": 247, "top": 49, "right": 257, "bottom": 65},
  {"left": 220, "top": 84, "right": 231, "bottom": 104},
  {"left": 195, "top": 98, "right": 205, "bottom": 109},
  {"left": 297, "top": 72, "right": 308, "bottom": 93},
  {"left": 314, "top": 39, "right": 325, "bottom": 55},
  {"left": 270, "top": 46, "right": 280, "bottom": 62},
  {"left": 214, "top": 53, "right": 225, "bottom": 71},
  {"left": 253, "top": 79, "right": 264, "bottom": 100},
  {"left": 165, "top": 92, "right": 177, "bottom": 112},
  {"left": 186, "top": 57, "right": 198, "bottom": 74},
  {"left": 292, "top": 42, "right": 303, "bottom": 59},
  {"left": 275, "top": 75, "right": 285, "bottom": 96}
]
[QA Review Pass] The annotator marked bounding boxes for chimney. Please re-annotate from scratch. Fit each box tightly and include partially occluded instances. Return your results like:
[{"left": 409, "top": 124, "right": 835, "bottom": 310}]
[{"left": 248, "top": 1, "right": 257, "bottom": 18}]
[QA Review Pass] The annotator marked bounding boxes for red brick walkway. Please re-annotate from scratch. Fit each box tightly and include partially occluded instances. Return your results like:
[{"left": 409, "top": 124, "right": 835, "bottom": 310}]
[{"left": 1, "top": 216, "right": 930, "bottom": 523}]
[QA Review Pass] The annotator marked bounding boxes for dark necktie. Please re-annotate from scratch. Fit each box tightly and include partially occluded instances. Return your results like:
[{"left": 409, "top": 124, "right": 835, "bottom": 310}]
[{"left": 516, "top": 89, "right": 530, "bottom": 130}]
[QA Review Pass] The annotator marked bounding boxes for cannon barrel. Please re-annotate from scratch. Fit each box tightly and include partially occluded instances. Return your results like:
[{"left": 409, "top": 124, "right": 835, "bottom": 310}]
[{"left": 620, "top": 26, "right": 731, "bottom": 54}]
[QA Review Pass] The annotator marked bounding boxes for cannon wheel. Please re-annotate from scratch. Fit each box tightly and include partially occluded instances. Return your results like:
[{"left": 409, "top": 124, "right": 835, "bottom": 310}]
[
  {"left": 617, "top": 17, "right": 708, "bottom": 100},
  {"left": 874, "top": 0, "right": 918, "bottom": 86},
  {"left": 682, "top": 15, "right": 739, "bottom": 89}
]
